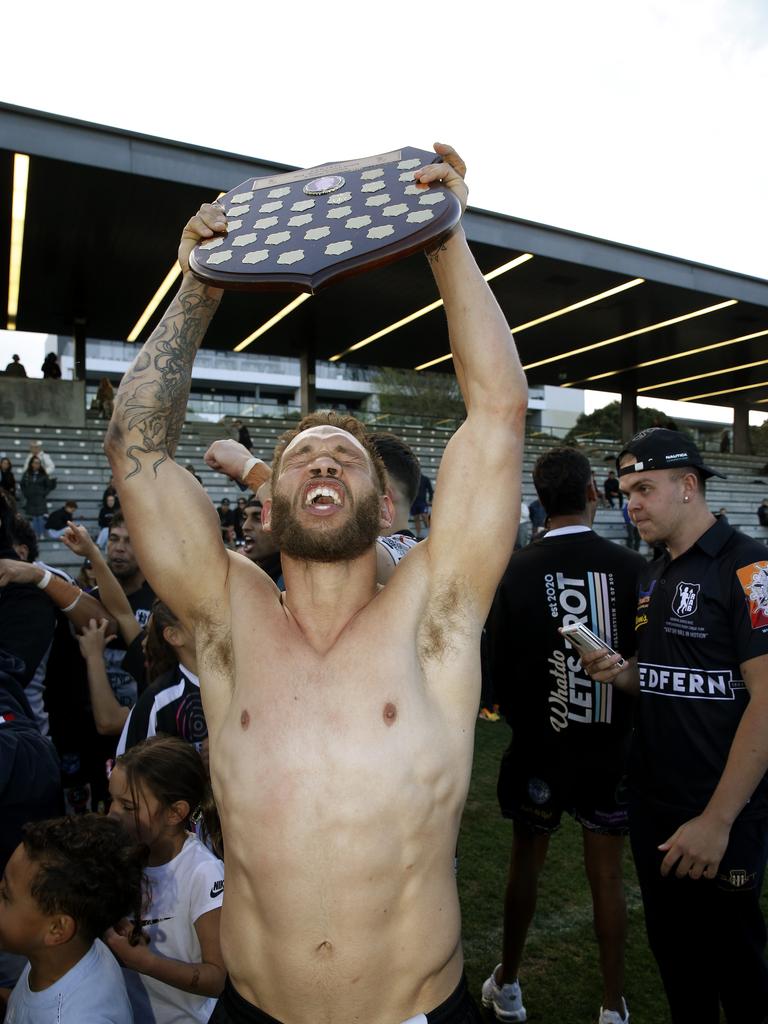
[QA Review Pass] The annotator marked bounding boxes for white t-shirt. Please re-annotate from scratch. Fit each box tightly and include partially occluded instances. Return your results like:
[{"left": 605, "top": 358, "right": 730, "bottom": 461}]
[
  {"left": 123, "top": 834, "right": 224, "bottom": 1024},
  {"left": 5, "top": 938, "right": 132, "bottom": 1023}
]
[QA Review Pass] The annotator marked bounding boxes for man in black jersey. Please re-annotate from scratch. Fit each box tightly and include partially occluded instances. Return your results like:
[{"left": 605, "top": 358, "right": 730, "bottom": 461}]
[
  {"left": 482, "top": 447, "right": 644, "bottom": 1024},
  {"left": 583, "top": 427, "right": 768, "bottom": 1024}
]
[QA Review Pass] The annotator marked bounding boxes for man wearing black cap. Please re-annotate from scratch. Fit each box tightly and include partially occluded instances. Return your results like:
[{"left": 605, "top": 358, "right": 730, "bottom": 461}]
[{"left": 582, "top": 427, "right": 768, "bottom": 1024}]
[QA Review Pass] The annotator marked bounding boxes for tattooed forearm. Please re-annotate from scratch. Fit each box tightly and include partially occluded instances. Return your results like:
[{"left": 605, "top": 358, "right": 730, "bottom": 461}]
[
  {"left": 426, "top": 240, "right": 448, "bottom": 265},
  {"left": 111, "top": 282, "right": 220, "bottom": 479}
]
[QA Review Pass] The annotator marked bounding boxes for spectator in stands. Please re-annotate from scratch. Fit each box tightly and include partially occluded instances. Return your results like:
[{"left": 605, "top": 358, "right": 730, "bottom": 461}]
[
  {"left": 234, "top": 418, "right": 253, "bottom": 452},
  {"left": 186, "top": 462, "right": 204, "bottom": 486},
  {"left": 234, "top": 496, "right": 247, "bottom": 542},
  {"left": 94, "top": 376, "right": 115, "bottom": 420},
  {"left": 20, "top": 456, "right": 56, "bottom": 538},
  {"left": 482, "top": 447, "right": 644, "bottom": 1024},
  {"left": 528, "top": 496, "right": 547, "bottom": 538},
  {"left": 41, "top": 352, "right": 62, "bottom": 379},
  {"left": 603, "top": 469, "right": 623, "bottom": 509},
  {"left": 0, "top": 457, "right": 17, "bottom": 499},
  {"left": 96, "top": 492, "right": 119, "bottom": 549},
  {"left": 0, "top": 815, "right": 141, "bottom": 1023},
  {"left": 106, "top": 737, "right": 226, "bottom": 1021},
  {"left": 101, "top": 475, "right": 119, "bottom": 507},
  {"left": 720, "top": 429, "right": 731, "bottom": 453},
  {"left": 22, "top": 440, "right": 55, "bottom": 477},
  {"left": 368, "top": 431, "right": 421, "bottom": 581},
  {"left": 758, "top": 499, "right": 768, "bottom": 528},
  {"left": 217, "top": 497, "right": 235, "bottom": 529},
  {"left": 4, "top": 354, "right": 26, "bottom": 377},
  {"left": 410, "top": 472, "right": 434, "bottom": 539},
  {"left": 45, "top": 499, "right": 79, "bottom": 539},
  {"left": 117, "top": 599, "right": 204, "bottom": 756}
]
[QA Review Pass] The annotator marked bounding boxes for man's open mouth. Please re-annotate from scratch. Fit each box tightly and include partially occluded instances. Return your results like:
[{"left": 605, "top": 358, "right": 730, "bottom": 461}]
[{"left": 303, "top": 483, "right": 345, "bottom": 509}]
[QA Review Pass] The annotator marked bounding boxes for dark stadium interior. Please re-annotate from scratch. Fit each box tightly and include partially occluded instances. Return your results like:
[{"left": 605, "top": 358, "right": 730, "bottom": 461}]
[{"left": 2, "top": 102, "right": 768, "bottom": 410}]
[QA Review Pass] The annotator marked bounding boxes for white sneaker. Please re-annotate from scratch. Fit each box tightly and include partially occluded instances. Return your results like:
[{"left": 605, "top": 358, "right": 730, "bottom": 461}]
[
  {"left": 480, "top": 966, "right": 527, "bottom": 1022},
  {"left": 598, "top": 997, "right": 629, "bottom": 1024}
]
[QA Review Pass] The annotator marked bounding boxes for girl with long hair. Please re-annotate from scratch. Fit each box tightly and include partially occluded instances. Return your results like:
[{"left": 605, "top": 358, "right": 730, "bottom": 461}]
[{"left": 106, "top": 736, "right": 225, "bottom": 1024}]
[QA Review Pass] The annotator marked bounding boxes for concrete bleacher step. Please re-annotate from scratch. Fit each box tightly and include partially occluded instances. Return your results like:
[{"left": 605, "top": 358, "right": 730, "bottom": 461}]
[{"left": 3, "top": 416, "right": 768, "bottom": 570}]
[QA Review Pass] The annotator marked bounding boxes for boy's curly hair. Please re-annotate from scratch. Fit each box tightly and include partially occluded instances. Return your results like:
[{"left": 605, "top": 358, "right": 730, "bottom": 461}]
[{"left": 22, "top": 815, "right": 147, "bottom": 944}]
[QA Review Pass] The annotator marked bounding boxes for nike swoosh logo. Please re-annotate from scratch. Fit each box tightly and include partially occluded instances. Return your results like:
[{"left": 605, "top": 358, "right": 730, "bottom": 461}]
[{"left": 210, "top": 881, "right": 224, "bottom": 898}]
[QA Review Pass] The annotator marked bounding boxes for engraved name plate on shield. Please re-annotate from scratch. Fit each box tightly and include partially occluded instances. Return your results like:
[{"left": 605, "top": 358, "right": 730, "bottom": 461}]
[{"left": 189, "top": 147, "right": 461, "bottom": 294}]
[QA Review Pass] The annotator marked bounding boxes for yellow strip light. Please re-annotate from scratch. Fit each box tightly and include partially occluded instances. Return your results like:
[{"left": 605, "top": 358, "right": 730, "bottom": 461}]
[
  {"left": 127, "top": 262, "right": 182, "bottom": 342},
  {"left": 566, "top": 327, "right": 768, "bottom": 386},
  {"left": 638, "top": 355, "right": 768, "bottom": 394},
  {"left": 415, "top": 276, "right": 646, "bottom": 372},
  {"left": 128, "top": 193, "right": 229, "bottom": 343},
  {"left": 526, "top": 299, "right": 737, "bottom": 373},
  {"left": 681, "top": 379, "right": 768, "bottom": 403},
  {"left": 332, "top": 253, "right": 535, "bottom": 365},
  {"left": 512, "top": 278, "right": 645, "bottom": 332},
  {"left": 233, "top": 293, "right": 311, "bottom": 353},
  {"left": 7, "top": 153, "right": 30, "bottom": 331}
]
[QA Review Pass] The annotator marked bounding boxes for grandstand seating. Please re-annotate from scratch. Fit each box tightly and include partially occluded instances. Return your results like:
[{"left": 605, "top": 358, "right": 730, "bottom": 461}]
[{"left": 1, "top": 418, "right": 766, "bottom": 571}]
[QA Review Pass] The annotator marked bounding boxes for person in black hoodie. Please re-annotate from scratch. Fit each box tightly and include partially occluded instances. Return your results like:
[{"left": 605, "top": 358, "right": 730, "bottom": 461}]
[{"left": 481, "top": 447, "right": 645, "bottom": 1024}]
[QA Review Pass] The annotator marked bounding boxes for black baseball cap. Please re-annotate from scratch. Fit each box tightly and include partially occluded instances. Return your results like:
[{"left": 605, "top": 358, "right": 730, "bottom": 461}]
[{"left": 617, "top": 428, "right": 725, "bottom": 479}]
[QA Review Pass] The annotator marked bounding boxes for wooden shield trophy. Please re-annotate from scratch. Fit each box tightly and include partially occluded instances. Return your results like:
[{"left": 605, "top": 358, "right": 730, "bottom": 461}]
[{"left": 189, "top": 147, "right": 461, "bottom": 293}]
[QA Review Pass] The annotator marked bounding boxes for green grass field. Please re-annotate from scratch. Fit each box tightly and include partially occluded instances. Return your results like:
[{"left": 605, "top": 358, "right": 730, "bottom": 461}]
[{"left": 457, "top": 718, "right": 765, "bottom": 1023}]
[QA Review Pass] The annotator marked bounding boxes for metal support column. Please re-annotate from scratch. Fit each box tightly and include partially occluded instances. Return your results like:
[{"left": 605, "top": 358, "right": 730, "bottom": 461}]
[
  {"left": 299, "top": 341, "right": 316, "bottom": 416},
  {"left": 733, "top": 404, "right": 750, "bottom": 455},
  {"left": 620, "top": 391, "right": 637, "bottom": 443},
  {"left": 73, "top": 318, "right": 86, "bottom": 382}
]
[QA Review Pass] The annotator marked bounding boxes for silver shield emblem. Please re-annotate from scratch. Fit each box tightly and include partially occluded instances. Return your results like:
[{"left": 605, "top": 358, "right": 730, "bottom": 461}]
[{"left": 673, "top": 581, "right": 700, "bottom": 617}]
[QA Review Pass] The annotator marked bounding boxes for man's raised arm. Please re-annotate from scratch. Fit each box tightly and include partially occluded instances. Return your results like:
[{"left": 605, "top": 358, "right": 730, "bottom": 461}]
[
  {"left": 104, "top": 204, "right": 231, "bottom": 620},
  {"left": 412, "top": 146, "right": 528, "bottom": 611}
]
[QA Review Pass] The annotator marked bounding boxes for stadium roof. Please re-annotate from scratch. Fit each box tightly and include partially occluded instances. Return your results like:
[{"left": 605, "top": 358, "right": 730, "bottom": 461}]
[{"left": 2, "top": 102, "right": 768, "bottom": 411}]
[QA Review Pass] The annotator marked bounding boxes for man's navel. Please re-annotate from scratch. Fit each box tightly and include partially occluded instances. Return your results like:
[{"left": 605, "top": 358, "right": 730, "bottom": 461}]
[{"left": 240, "top": 709, "right": 250, "bottom": 730}]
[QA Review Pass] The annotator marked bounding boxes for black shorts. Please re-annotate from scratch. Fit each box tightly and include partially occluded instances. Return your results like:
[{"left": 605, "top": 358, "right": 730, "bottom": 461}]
[
  {"left": 496, "top": 740, "right": 629, "bottom": 836},
  {"left": 209, "top": 974, "right": 482, "bottom": 1024}
]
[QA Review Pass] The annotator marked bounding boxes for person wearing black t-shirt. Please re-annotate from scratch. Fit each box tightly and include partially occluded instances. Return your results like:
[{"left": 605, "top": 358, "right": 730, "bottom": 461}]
[
  {"left": 481, "top": 448, "right": 643, "bottom": 1024},
  {"left": 583, "top": 428, "right": 768, "bottom": 1024}
]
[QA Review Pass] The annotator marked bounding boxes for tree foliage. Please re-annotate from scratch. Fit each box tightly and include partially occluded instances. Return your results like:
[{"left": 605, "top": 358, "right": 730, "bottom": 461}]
[
  {"left": 564, "top": 401, "right": 686, "bottom": 443},
  {"left": 370, "top": 366, "right": 465, "bottom": 422}
]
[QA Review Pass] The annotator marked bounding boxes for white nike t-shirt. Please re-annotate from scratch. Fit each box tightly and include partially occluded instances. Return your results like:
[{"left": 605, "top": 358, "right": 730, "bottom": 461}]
[
  {"left": 5, "top": 938, "right": 132, "bottom": 1023},
  {"left": 123, "top": 833, "right": 224, "bottom": 1024}
]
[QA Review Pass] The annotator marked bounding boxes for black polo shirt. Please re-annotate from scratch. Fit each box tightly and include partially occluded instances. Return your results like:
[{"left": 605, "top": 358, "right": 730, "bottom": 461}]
[{"left": 631, "top": 516, "right": 768, "bottom": 819}]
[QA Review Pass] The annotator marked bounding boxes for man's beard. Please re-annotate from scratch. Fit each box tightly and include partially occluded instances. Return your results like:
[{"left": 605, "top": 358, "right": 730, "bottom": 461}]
[
  {"left": 270, "top": 488, "right": 381, "bottom": 563},
  {"left": 108, "top": 559, "right": 137, "bottom": 580}
]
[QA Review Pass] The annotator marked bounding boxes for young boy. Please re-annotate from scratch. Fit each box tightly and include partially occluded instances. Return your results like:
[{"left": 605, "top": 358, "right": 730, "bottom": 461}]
[{"left": 0, "top": 815, "right": 144, "bottom": 1022}]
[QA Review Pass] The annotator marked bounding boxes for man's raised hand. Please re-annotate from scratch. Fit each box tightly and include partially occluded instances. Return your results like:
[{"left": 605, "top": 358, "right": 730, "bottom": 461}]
[
  {"left": 413, "top": 143, "right": 468, "bottom": 215},
  {"left": 61, "top": 522, "right": 99, "bottom": 559},
  {"left": 178, "top": 202, "right": 228, "bottom": 275},
  {"left": 204, "top": 439, "right": 254, "bottom": 482}
]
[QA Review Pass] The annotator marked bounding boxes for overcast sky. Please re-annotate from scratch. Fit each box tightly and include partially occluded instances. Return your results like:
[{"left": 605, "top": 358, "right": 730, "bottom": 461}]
[{"left": 2, "top": 0, "right": 766, "bottom": 421}]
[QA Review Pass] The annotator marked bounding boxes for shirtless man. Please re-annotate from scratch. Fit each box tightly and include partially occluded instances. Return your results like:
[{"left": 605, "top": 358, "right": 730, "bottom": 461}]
[{"left": 105, "top": 144, "right": 527, "bottom": 1024}]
